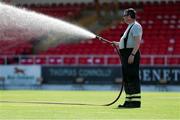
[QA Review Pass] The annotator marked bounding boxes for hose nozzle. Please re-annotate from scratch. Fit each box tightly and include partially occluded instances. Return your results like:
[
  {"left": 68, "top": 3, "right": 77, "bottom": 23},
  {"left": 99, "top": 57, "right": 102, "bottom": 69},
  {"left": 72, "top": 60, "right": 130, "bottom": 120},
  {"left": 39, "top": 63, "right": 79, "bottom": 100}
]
[
  {"left": 96, "top": 35, "right": 103, "bottom": 40},
  {"left": 96, "top": 35, "right": 112, "bottom": 44}
]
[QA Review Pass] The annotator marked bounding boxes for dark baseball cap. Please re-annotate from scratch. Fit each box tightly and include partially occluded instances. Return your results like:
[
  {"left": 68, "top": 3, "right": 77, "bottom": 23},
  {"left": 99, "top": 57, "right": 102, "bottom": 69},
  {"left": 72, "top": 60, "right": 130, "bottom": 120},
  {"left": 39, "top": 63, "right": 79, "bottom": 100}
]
[{"left": 123, "top": 8, "right": 136, "bottom": 19}]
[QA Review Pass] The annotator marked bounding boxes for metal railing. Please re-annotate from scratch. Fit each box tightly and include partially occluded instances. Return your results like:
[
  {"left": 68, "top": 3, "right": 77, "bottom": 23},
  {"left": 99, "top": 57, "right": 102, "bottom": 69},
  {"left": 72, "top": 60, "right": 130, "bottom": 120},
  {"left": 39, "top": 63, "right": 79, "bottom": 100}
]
[{"left": 0, "top": 54, "right": 180, "bottom": 66}]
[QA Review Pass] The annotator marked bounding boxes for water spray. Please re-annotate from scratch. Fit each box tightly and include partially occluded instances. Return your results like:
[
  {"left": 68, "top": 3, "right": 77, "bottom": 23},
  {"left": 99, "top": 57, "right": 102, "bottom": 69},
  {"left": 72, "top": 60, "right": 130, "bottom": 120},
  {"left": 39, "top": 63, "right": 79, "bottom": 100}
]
[{"left": 0, "top": 2, "right": 96, "bottom": 52}]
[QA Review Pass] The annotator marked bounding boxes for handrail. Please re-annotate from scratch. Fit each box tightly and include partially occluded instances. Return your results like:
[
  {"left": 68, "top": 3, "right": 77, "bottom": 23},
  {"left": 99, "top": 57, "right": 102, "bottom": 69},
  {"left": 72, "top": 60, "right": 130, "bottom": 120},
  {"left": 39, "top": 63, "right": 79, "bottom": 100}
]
[{"left": 0, "top": 54, "right": 180, "bottom": 66}]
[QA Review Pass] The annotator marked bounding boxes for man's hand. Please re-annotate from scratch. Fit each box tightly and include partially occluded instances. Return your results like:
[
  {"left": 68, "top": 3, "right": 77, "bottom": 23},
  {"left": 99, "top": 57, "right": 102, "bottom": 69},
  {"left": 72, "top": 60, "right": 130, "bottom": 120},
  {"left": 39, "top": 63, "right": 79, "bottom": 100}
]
[
  {"left": 128, "top": 54, "right": 135, "bottom": 64},
  {"left": 111, "top": 41, "right": 119, "bottom": 46}
]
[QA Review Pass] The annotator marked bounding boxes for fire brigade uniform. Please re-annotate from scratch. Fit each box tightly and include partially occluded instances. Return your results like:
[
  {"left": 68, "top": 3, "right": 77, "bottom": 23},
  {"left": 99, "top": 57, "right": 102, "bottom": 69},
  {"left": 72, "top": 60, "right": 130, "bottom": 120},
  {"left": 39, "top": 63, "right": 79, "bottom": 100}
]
[{"left": 119, "top": 20, "right": 142, "bottom": 108}]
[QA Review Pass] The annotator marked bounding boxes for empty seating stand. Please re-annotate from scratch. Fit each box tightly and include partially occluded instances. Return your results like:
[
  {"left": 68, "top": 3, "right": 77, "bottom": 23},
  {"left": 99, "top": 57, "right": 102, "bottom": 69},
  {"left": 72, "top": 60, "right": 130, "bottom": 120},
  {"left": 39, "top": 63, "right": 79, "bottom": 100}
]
[
  {"left": 25, "top": 3, "right": 84, "bottom": 19},
  {"left": 0, "top": 1, "right": 179, "bottom": 65}
]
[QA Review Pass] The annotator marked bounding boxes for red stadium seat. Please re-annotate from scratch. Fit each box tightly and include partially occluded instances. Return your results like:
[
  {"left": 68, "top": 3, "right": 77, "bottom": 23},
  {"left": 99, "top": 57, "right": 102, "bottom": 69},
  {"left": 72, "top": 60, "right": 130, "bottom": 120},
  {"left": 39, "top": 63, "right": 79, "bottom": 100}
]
[
  {"left": 93, "top": 57, "right": 105, "bottom": 64},
  {"left": 64, "top": 57, "right": 76, "bottom": 65},
  {"left": 154, "top": 58, "right": 165, "bottom": 65},
  {"left": 107, "top": 57, "right": 120, "bottom": 65},
  {"left": 48, "top": 57, "right": 63, "bottom": 65},
  {"left": 0, "top": 57, "right": 5, "bottom": 64},
  {"left": 141, "top": 58, "right": 151, "bottom": 65},
  {"left": 79, "top": 57, "right": 93, "bottom": 65},
  {"left": 168, "top": 58, "right": 180, "bottom": 65},
  {"left": 20, "top": 57, "right": 34, "bottom": 64},
  {"left": 35, "top": 56, "right": 47, "bottom": 64}
]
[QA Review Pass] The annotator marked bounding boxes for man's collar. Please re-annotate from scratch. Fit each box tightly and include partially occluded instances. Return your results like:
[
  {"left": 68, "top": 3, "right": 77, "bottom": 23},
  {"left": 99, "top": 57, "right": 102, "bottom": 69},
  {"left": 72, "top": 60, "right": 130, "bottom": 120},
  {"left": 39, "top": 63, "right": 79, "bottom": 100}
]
[{"left": 129, "top": 21, "right": 136, "bottom": 26}]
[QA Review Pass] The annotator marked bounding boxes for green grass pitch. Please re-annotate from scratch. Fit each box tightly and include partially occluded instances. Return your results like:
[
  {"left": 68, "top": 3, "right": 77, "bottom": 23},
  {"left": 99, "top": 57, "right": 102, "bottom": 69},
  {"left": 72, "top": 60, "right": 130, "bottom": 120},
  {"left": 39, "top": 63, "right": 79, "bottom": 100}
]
[{"left": 0, "top": 90, "right": 179, "bottom": 120}]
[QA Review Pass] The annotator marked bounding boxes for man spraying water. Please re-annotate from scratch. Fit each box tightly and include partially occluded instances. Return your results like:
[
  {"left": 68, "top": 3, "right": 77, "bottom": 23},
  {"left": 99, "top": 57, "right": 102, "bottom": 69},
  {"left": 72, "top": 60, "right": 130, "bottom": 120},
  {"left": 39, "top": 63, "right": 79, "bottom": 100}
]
[
  {"left": 97, "top": 8, "right": 142, "bottom": 108},
  {"left": 111, "top": 8, "right": 142, "bottom": 108},
  {"left": 0, "top": 2, "right": 142, "bottom": 108}
]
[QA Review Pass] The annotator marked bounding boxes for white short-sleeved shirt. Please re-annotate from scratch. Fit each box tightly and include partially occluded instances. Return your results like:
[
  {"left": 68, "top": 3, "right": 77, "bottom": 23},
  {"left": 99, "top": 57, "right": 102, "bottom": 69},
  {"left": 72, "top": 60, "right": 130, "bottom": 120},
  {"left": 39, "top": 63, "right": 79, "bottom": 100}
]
[{"left": 119, "top": 21, "right": 143, "bottom": 49}]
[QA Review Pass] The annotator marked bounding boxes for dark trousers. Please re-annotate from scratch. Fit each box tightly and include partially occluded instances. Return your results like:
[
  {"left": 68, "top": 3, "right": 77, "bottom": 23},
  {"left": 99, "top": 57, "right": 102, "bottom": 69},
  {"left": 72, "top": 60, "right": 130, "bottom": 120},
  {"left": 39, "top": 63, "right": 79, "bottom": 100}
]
[{"left": 119, "top": 48, "right": 141, "bottom": 95}]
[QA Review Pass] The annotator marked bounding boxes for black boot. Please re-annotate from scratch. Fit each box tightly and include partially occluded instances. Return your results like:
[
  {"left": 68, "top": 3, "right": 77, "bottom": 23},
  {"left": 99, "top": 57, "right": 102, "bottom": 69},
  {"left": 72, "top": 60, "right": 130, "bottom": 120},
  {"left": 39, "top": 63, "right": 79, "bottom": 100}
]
[{"left": 118, "top": 101, "right": 141, "bottom": 108}]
